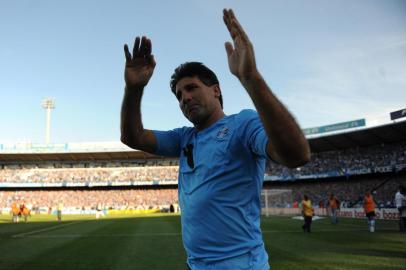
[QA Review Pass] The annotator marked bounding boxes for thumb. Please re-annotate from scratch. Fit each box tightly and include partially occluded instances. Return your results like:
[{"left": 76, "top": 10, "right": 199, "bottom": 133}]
[
  {"left": 225, "top": 42, "right": 234, "bottom": 57},
  {"left": 148, "top": 55, "right": 156, "bottom": 68}
]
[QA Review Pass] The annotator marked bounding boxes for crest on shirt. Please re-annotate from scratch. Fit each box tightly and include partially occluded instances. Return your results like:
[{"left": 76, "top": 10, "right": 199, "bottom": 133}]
[{"left": 216, "top": 126, "right": 229, "bottom": 139}]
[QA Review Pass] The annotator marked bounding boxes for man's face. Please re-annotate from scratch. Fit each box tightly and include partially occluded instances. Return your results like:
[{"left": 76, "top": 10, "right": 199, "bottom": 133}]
[{"left": 175, "top": 76, "right": 221, "bottom": 127}]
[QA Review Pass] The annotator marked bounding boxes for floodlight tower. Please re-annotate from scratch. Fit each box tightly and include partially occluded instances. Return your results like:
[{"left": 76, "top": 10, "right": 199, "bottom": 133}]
[{"left": 41, "top": 98, "right": 55, "bottom": 144}]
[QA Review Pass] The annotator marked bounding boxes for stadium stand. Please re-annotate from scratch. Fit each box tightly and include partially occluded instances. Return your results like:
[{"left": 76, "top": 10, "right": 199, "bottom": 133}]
[{"left": 0, "top": 120, "right": 405, "bottom": 212}]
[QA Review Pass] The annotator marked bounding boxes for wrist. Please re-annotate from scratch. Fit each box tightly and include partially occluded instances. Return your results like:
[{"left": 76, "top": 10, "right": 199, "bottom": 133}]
[
  {"left": 239, "top": 70, "right": 263, "bottom": 90},
  {"left": 125, "top": 84, "right": 145, "bottom": 93},
  {"left": 125, "top": 85, "right": 145, "bottom": 99}
]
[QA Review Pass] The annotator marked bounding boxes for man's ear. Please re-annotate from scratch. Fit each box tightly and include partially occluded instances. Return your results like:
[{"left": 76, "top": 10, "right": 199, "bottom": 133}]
[{"left": 213, "top": 84, "right": 221, "bottom": 98}]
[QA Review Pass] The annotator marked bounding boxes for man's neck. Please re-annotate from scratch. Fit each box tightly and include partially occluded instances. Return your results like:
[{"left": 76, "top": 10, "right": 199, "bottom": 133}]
[{"left": 195, "top": 110, "right": 225, "bottom": 131}]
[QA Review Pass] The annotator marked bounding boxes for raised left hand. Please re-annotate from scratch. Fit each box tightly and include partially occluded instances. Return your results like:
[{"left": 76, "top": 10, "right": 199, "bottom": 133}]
[{"left": 223, "top": 9, "right": 258, "bottom": 80}]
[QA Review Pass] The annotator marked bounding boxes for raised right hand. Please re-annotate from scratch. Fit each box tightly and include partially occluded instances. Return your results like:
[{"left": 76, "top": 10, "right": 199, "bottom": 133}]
[{"left": 124, "top": 36, "right": 156, "bottom": 89}]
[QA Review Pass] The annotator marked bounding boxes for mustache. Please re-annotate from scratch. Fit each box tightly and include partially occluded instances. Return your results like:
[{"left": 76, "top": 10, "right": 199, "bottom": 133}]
[{"left": 183, "top": 103, "right": 199, "bottom": 113}]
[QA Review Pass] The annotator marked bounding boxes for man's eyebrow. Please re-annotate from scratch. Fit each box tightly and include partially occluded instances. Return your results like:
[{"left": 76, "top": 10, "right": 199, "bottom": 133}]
[
  {"left": 184, "top": 83, "right": 198, "bottom": 89},
  {"left": 176, "top": 82, "right": 198, "bottom": 93}
]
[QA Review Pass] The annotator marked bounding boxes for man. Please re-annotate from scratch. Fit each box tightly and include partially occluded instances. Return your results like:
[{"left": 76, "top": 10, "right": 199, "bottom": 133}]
[
  {"left": 328, "top": 193, "right": 339, "bottom": 224},
  {"left": 395, "top": 185, "right": 406, "bottom": 232},
  {"left": 57, "top": 202, "right": 63, "bottom": 222},
  {"left": 363, "top": 191, "right": 376, "bottom": 233},
  {"left": 301, "top": 195, "right": 313, "bottom": 233},
  {"left": 11, "top": 202, "right": 20, "bottom": 223},
  {"left": 96, "top": 203, "right": 102, "bottom": 219},
  {"left": 121, "top": 9, "right": 310, "bottom": 270},
  {"left": 21, "top": 202, "right": 30, "bottom": 223}
]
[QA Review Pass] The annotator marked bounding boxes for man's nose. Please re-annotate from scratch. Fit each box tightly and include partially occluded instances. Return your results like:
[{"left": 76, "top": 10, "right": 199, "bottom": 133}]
[{"left": 181, "top": 92, "right": 192, "bottom": 105}]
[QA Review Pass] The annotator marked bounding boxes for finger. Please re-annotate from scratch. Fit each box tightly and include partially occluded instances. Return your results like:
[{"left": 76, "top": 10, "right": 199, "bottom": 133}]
[
  {"left": 223, "top": 9, "right": 241, "bottom": 42},
  {"left": 140, "top": 36, "right": 148, "bottom": 57},
  {"left": 223, "top": 9, "right": 232, "bottom": 33},
  {"left": 228, "top": 9, "right": 250, "bottom": 42},
  {"left": 145, "top": 38, "right": 152, "bottom": 56},
  {"left": 133, "top": 37, "right": 141, "bottom": 57},
  {"left": 124, "top": 44, "right": 131, "bottom": 62},
  {"left": 224, "top": 42, "right": 234, "bottom": 57}
]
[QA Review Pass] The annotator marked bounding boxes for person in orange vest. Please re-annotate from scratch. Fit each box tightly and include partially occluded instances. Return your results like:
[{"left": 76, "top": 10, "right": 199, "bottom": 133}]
[
  {"left": 301, "top": 195, "right": 314, "bottom": 233},
  {"left": 11, "top": 202, "right": 20, "bottom": 223},
  {"left": 328, "top": 194, "right": 340, "bottom": 224},
  {"left": 21, "top": 203, "right": 30, "bottom": 222},
  {"left": 363, "top": 191, "right": 376, "bottom": 232}
]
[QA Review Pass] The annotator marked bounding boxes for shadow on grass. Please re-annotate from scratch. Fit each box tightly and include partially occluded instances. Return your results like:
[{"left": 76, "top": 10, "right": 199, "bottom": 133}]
[{"left": 0, "top": 214, "right": 182, "bottom": 239}]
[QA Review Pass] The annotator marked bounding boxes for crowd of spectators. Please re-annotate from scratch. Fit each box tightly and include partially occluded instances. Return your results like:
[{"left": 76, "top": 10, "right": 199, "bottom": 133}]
[
  {"left": 1, "top": 158, "right": 179, "bottom": 170},
  {"left": 1, "top": 142, "right": 405, "bottom": 185},
  {"left": 266, "top": 141, "right": 406, "bottom": 178},
  {"left": 0, "top": 166, "right": 178, "bottom": 184},
  {"left": 0, "top": 189, "right": 178, "bottom": 211},
  {"left": 0, "top": 142, "right": 404, "bottom": 184}
]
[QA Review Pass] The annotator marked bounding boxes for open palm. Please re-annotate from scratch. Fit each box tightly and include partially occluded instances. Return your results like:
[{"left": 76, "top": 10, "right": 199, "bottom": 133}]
[{"left": 124, "top": 36, "right": 156, "bottom": 89}]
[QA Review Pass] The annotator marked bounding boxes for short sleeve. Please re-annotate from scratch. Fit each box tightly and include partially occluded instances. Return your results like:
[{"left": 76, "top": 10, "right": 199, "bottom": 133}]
[
  {"left": 152, "top": 128, "right": 183, "bottom": 157},
  {"left": 235, "top": 109, "right": 270, "bottom": 160}
]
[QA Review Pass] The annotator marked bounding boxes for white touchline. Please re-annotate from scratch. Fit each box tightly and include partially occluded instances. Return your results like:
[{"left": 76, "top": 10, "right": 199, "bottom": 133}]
[
  {"left": 17, "top": 232, "right": 183, "bottom": 238},
  {"left": 12, "top": 221, "right": 85, "bottom": 238}
]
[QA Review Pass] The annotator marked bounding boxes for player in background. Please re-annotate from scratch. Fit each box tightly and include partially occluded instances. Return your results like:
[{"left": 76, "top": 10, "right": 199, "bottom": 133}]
[
  {"left": 328, "top": 193, "right": 340, "bottom": 224},
  {"left": 57, "top": 202, "right": 63, "bottom": 222},
  {"left": 96, "top": 203, "right": 105, "bottom": 219},
  {"left": 395, "top": 185, "right": 406, "bottom": 232},
  {"left": 301, "top": 195, "right": 314, "bottom": 233},
  {"left": 363, "top": 191, "right": 376, "bottom": 232}
]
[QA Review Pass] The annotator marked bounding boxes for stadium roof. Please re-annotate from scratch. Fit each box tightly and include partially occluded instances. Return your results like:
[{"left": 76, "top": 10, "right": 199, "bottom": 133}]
[
  {"left": 0, "top": 120, "right": 405, "bottom": 162},
  {"left": 0, "top": 150, "right": 160, "bottom": 163},
  {"left": 309, "top": 120, "right": 406, "bottom": 152}
]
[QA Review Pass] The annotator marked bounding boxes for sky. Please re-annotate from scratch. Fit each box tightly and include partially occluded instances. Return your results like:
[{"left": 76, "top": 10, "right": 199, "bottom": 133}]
[{"left": 0, "top": 0, "right": 405, "bottom": 144}]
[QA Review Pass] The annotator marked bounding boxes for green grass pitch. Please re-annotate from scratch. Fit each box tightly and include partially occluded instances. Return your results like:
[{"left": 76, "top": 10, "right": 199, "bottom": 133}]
[{"left": 0, "top": 214, "right": 405, "bottom": 270}]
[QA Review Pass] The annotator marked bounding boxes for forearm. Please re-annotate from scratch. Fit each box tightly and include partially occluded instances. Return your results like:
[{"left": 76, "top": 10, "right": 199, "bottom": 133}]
[
  {"left": 240, "top": 72, "right": 310, "bottom": 167},
  {"left": 120, "top": 86, "right": 146, "bottom": 149}
]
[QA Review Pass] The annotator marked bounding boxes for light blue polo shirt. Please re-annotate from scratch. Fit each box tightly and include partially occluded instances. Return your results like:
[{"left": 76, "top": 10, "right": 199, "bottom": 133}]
[{"left": 153, "top": 109, "right": 270, "bottom": 270}]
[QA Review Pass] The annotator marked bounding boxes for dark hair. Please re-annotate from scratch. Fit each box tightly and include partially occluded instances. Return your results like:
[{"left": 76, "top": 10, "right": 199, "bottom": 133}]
[{"left": 170, "top": 62, "right": 223, "bottom": 108}]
